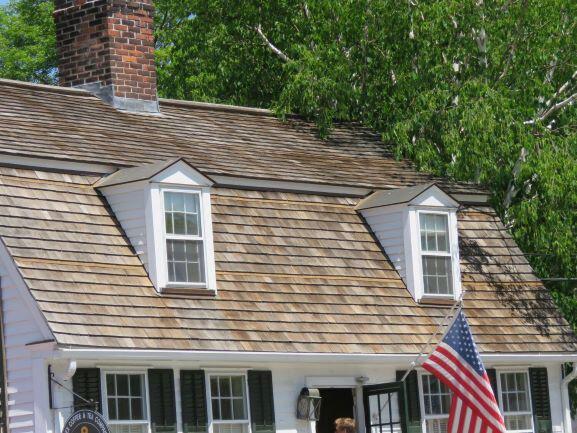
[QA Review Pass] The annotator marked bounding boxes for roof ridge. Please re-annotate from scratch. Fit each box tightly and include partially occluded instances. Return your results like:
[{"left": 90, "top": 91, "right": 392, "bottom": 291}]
[
  {"left": 0, "top": 77, "right": 94, "bottom": 97},
  {"left": 160, "top": 97, "right": 275, "bottom": 117},
  {"left": 0, "top": 77, "right": 279, "bottom": 117}
]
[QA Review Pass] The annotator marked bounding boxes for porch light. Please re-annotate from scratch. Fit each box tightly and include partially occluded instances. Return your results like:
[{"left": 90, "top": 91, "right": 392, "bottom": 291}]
[{"left": 296, "top": 387, "right": 322, "bottom": 421}]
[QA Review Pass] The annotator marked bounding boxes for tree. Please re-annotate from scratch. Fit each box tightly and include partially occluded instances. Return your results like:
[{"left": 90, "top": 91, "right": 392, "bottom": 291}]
[
  {"left": 1, "top": 0, "right": 576, "bottom": 333},
  {"left": 0, "top": 0, "right": 56, "bottom": 83}
]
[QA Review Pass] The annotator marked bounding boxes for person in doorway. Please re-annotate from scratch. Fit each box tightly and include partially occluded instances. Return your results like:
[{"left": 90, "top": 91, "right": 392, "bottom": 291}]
[{"left": 334, "top": 418, "right": 356, "bottom": 433}]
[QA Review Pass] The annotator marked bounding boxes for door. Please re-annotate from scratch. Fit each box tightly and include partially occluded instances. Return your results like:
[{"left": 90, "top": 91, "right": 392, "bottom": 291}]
[
  {"left": 316, "top": 388, "right": 355, "bottom": 433},
  {"left": 363, "top": 382, "right": 406, "bottom": 433}
]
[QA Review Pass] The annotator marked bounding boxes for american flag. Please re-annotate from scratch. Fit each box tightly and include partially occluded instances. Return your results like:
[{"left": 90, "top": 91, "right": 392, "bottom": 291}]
[{"left": 422, "top": 310, "right": 506, "bottom": 433}]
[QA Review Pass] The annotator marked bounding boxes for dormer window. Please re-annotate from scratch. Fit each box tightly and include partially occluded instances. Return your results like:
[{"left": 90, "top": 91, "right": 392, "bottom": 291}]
[
  {"left": 419, "top": 212, "right": 453, "bottom": 296},
  {"left": 356, "top": 183, "right": 461, "bottom": 303},
  {"left": 163, "top": 190, "right": 206, "bottom": 284},
  {"left": 95, "top": 158, "right": 217, "bottom": 295}
]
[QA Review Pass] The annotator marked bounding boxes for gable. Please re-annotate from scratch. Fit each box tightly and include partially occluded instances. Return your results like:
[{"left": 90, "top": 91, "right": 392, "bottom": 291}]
[{"left": 0, "top": 166, "right": 574, "bottom": 354}]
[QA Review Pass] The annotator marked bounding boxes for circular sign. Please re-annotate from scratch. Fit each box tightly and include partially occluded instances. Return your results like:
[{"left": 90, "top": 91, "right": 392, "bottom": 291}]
[{"left": 63, "top": 410, "right": 111, "bottom": 433}]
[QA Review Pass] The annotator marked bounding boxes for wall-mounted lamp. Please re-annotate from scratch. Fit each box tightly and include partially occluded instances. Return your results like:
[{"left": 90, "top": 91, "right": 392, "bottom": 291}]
[{"left": 296, "top": 387, "right": 322, "bottom": 421}]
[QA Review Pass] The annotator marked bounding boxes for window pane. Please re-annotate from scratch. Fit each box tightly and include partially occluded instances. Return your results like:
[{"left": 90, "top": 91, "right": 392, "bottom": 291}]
[
  {"left": 117, "top": 375, "right": 129, "bottom": 396},
  {"left": 118, "top": 398, "right": 130, "bottom": 419},
  {"left": 220, "top": 377, "right": 232, "bottom": 397},
  {"left": 423, "top": 375, "right": 451, "bottom": 416},
  {"left": 221, "top": 399, "right": 232, "bottom": 420},
  {"left": 504, "top": 414, "right": 532, "bottom": 431},
  {"left": 107, "top": 375, "right": 116, "bottom": 396},
  {"left": 212, "top": 399, "right": 221, "bottom": 420},
  {"left": 211, "top": 378, "right": 219, "bottom": 396},
  {"left": 130, "top": 375, "right": 142, "bottom": 397},
  {"left": 233, "top": 399, "right": 245, "bottom": 419},
  {"left": 108, "top": 398, "right": 117, "bottom": 420},
  {"left": 422, "top": 256, "right": 452, "bottom": 295},
  {"left": 131, "top": 398, "right": 143, "bottom": 420},
  {"left": 420, "top": 213, "right": 449, "bottom": 253},
  {"left": 164, "top": 192, "right": 201, "bottom": 236},
  {"left": 231, "top": 377, "right": 244, "bottom": 397},
  {"left": 213, "top": 424, "right": 248, "bottom": 433},
  {"left": 426, "top": 419, "right": 448, "bottom": 433},
  {"left": 173, "top": 213, "right": 186, "bottom": 234},
  {"left": 166, "top": 240, "right": 205, "bottom": 283},
  {"left": 211, "top": 376, "right": 247, "bottom": 422}
]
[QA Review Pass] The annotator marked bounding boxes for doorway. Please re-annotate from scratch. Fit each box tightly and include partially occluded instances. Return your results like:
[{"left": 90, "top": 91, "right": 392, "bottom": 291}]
[{"left": 316, "top": 388, "right": 355, "bottom": 433}]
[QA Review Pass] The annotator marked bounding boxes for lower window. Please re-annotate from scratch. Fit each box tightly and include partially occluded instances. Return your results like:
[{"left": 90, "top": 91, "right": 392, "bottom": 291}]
[
  {"left": 105, "top": 372, "right": 149, "bottom": 433},
  {"left": 209, "top": 375, "right": 249, "bottom": 433},
  {"left": 499, "top": 372, "right": 534, "bottom": 433},
  {"left": 420, "top": 374, "right": 451, "bottom": 433}
]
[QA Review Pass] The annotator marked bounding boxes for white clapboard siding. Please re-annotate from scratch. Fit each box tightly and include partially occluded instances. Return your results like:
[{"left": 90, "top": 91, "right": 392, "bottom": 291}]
[
  {"left": 100, "top": 181, "right": 150, "bottom": 268},
  {"left": 1, "top": 242, "right": 51, "bottom": 433},
  {"left": 363, "top": 209, "right": 406, "bottom": 280}
]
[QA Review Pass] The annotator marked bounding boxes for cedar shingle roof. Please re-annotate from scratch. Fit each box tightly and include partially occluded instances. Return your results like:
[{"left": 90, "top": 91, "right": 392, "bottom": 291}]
[
  {"left": 0, "top": 79, "right": 476, "bottom": 191},
  {"left": 0, "top": 166, "right": 574, "bottom": 354}
]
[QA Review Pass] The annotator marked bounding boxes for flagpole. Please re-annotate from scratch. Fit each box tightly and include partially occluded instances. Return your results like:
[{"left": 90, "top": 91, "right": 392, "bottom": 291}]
[{"left": 399, "top": 292, "right": 465, "bottom": 383}]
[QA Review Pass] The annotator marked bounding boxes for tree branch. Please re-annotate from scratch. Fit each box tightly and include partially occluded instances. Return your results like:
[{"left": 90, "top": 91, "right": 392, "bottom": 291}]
[
  {"left": 255, "top": 24, "right": 290, "bottom": 62},
  {"left": 537, "top": 92, "right": 577, "bottom": 122}
]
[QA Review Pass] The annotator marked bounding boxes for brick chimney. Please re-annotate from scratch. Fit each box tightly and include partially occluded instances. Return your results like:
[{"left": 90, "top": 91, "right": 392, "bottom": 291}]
[{"left": 54, "top": 0, "right": 159, "bottom": 113}]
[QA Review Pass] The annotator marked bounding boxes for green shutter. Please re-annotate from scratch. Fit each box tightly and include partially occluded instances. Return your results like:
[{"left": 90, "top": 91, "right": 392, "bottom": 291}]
[
  {"left": 247, "top": 371, "right": 276, "bottom": 433},
  {"left": 396, "top": 370, "right": 422, "bottom": 433},
  {"left": 181, "top": 370, "right": 208, "bottom": 433},
  {"left": 148, "top": 369, "right": 177, "bottom": 433},
  {"left": 72, "top": 368, "right": 101, "bottom": 413},
  {"left": 486, "top": 369, "right": 499, "bottom": 405},
  {"left": 529, "top": 368, "right": 552, "bottom": 433}
]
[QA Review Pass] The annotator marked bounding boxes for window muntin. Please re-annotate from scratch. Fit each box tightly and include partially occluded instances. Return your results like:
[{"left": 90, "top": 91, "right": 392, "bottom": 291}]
[
  {"left": 421, "top": 374, "right": 451, "bottom": 433},
  {"left": 419, "top": 213, "right": 453, "bottom": 295},
  {"left": 163, "top": 191, "right": 206, "bottom": 284},
  {"left": 209, "top": 375, "right": 249, "bottom": 433},
  {"left": 499, "top": 372, "right": 534, "bottom": 433},
  {"left": 105, "top": 373, "right": 148, "bottom": 433}
]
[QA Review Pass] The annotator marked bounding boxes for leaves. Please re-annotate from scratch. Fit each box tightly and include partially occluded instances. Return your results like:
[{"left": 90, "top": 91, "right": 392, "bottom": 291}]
[{"left": 0, "top": 0, "right": 576, "bottom": 334}]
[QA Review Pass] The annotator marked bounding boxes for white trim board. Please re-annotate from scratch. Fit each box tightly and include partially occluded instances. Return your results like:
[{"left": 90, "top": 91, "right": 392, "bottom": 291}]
[
  {"left": 0, "top": 237, "right": 53, "bottom": 341},
  {"left": 53, "top": 348, "right": 577, "bottom": 364}
]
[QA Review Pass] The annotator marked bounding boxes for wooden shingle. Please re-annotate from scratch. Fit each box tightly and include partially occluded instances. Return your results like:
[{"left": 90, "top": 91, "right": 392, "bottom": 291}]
[{"left": 0, "top": 167, "right": 574, "bottom": 354}]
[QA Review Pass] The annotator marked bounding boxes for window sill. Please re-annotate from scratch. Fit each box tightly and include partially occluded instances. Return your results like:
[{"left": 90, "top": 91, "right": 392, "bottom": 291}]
[
  {"left": 162, "top": 286, "right": 217, "bottom": 297},
  {"left": 418, "top": 295, "right": 456, "bottom": 305}
]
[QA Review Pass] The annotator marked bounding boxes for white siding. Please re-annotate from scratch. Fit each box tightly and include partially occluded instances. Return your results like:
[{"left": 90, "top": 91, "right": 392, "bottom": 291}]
[
  {"left": 100, "top": 181, "right": 150, "bottom": 269},
  {"left": 1, "top": 244, "right": 51, "bottom": 433},
  {"left": 56, "top": 359, "right": 567, "bottom": 433},
  {"left": 362, "top": 208, "right": 406, "bottom": 281}
]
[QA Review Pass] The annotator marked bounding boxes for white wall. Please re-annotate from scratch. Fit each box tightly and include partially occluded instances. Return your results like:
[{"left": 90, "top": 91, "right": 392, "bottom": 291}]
[
  {"left": 48, "top": 358, "right": 569, "bottom": 433},
  {"left": 361, "top": 208, "right": 406, "bottom": 281},
  {"left": 0, "top": 242, "right": 52, "bottom": 433},
  {"left": 99, "top": 180, "right": 149, "bottom": 270}
]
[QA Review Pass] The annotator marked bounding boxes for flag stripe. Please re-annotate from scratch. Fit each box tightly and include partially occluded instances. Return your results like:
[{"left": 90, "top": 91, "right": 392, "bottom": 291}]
[
  {"left": 424, "top": 361, "right": 505, "bottom": 433},
  {"left": 437, "top": 343, "right": 499, "bottom": 401},
  {"left": 424, "top": 355, "right": 503, "bottom": 424},
  {"left": 429, "top": 348, "right": 503, "bottom": 417}
]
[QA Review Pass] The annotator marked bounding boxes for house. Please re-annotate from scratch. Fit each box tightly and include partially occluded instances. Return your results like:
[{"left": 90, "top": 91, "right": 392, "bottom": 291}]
[{"left": 0, "top": 1, "right": 576, "bottom": 433}]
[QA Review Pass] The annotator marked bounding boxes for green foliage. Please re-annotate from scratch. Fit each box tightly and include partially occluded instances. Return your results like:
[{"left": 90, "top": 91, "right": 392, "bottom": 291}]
[
  {"left": 0, "top": 1, "right": 576, "bottom": 330},
  {"left": 154, "top": 0, "right": 576, "bottom": 324},
  {"left": 0, "top": 0, "right": 56, "bottom": 83}
]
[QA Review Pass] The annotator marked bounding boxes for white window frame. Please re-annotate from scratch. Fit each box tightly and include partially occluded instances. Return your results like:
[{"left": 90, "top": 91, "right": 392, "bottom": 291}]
[
  {"left": 496, "top": 369, "right": 535, "bottom": 433},
  {"left": 206, "top": 371, "right": 252, "bottom": 433},
  {"left": 418, "top": 372, "right": 452, "bottom": 433},
  {"left": 101, "top": 369, "right": 151, "bottom": 433},
  {"left": 405, "top": 207, "right": 461, "bottom": 302},
  {"left": 162, "top": 188, "right": 207, "bottom": 287},
  {"left": 148, "top": 183, "right": 217, "bottom": 293}
]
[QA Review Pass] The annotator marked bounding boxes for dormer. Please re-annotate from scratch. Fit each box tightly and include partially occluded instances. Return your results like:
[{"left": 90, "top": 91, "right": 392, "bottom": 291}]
[
  {"left": 95, "top": 158, "right": 217, "bottom": 295},
  {"left": 356, "top": 183, "right": 461, "bottom": 303}
]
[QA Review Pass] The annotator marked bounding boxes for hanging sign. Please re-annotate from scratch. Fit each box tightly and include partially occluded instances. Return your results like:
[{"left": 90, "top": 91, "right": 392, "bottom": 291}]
[{"left": 62, "top": 410, "right": 110, "bottom": 433}]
